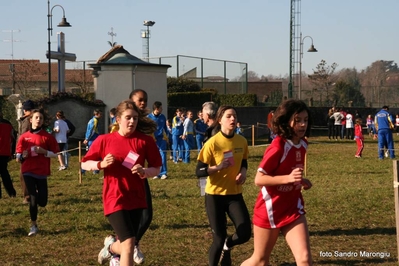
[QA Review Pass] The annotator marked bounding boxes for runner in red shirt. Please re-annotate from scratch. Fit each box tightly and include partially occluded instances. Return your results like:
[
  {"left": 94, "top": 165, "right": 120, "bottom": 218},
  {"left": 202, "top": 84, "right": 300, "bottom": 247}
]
[
  {"left": 241, "top": 100, "right": 313, "bottom": 266},
  {"left": 82, "top": 100, "right": 161, "bottom": 266}
]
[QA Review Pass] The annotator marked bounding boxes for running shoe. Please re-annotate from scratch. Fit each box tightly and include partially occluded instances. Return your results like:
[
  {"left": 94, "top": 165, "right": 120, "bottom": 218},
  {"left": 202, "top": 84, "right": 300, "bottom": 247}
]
[
  {"left": 98, "top": 235, "right": 116, "bottom": 264},
  {"left": 28, "top": 225, "right": 38, "bottom": 236},
  {"left": 134, "top": 244, "right": 145, "bottom": 264},
  {"left": 109, "top": 255, "right": 120, "bottom": 266}
]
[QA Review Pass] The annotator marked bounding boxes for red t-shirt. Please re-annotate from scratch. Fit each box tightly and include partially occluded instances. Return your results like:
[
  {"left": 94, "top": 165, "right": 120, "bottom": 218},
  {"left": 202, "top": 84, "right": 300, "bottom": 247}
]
[
  {"left": 253, "top": 136, "right": 307, "bottom": 229},
  {"left": 16, "top": 130, "right": 60, "bottom": 177},
  {"left": 81, "top": 131, "right": 162, "bottom": 216}
]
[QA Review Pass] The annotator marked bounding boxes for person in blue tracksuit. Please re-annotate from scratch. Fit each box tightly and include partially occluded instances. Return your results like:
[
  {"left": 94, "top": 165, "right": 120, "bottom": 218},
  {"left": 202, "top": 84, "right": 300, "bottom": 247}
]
[
  {"left": 194, "top": 110, "right": 208, "bottom": 153},
  {"left": 172, "top": 108, "right": 184, "bottom": 163},
  {"left": 182, "top": 110, "right": 195, "bottom": 163},
  {"left": 148, "top": 101, "right": 169, "bottom": 179},
  {"left": 82, "top": 109, "right": 102, "bottom": 174},
  {"left": 375, "top": 105, "right": 395, "bottom": 159}
]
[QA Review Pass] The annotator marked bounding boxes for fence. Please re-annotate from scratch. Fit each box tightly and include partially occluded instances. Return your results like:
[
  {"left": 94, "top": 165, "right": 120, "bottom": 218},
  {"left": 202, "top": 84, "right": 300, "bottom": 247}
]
[{"left": 149, "top": 55, "right": 248, "bottom": 94}]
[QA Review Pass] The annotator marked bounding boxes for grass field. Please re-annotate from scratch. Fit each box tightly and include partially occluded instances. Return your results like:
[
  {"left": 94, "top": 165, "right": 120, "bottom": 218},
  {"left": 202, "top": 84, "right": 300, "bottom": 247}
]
[{"left": 0, "top": 134, "right": 398, "bottom": 265}]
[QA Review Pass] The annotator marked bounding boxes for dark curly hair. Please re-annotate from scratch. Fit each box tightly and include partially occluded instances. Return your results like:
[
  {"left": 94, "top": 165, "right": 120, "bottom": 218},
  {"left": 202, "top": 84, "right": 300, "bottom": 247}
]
[
  {"left": 115, "top": 100, "right": 156, "bottom": 135},
  {"left": 272, "top": 99, "right": 312, "bottom": 139}
]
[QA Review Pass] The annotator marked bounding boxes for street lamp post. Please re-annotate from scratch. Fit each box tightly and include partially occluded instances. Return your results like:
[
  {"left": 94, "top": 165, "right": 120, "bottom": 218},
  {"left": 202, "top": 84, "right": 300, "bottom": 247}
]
[
  {"left": 47, "top": 0, "right": 71, "bottom": 97},
  {"left": 299, "top": 32, "right": 318, "bottom": 101},
  {"left": 141, "top": 20, "right": 155, "bottom": 62}
]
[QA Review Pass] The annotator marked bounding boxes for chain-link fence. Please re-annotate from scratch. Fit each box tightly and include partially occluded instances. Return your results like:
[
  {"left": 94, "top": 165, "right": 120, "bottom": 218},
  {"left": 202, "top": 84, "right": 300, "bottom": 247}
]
[{"left": 149, "top": 55, "right": 248, "bottom": 94}]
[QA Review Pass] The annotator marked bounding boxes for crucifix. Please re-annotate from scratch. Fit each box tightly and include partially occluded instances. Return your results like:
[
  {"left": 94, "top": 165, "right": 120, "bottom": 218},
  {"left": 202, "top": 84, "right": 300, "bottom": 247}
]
[{"left": 46, "top": 32, "right": 76, "bottom": 92}]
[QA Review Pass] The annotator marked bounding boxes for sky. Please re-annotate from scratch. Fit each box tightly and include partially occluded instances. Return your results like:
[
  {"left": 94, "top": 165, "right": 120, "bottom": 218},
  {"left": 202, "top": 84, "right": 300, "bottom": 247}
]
[{"left": 0, "top": 0, "right": 397, "bottom": 79}]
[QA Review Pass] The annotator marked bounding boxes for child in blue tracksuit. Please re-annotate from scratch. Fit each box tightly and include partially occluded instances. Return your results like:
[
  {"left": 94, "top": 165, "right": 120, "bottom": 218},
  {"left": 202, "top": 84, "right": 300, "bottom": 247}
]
[
  {"left": 182, "top": 110, "right": 195, "bottom": 163},
  {"left": 172, "top": 108, "right": 184, "bottom": 163},
  {"left": 148, "top": 101, "right": 169, "bottom": 179},
  {"left": 194, "top": 110, "right": 208, "bottom": 153},
  {"left": 82, "top": 109, "right": 102, "bottom": 174}
]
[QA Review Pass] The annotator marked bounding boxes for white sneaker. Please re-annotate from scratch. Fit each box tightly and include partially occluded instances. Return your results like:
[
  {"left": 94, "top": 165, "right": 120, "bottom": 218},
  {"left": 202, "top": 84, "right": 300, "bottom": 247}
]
[
  {"left": 98, "top": 235, "right": 116, "bottom": 265},
  {"left": 134, "top": 244, "right": 145, "bottom": 264},
  {"left": 153, "top": 176, "right": 160, "bottom": 179},
  {"left": 109, "top": 255, "right": 120, "bottom": 266},
  {"left": 161, "top": 174, "right": 168, "bottom": 180},
  {"left": 385, "top": 150, "right": 389, "bottom": 158},
  {"left": 28, "top": 225, "right": 38, "bottom": 236},
  {"left": 58, "top": 165, "right": 66, "bottom": 171}
]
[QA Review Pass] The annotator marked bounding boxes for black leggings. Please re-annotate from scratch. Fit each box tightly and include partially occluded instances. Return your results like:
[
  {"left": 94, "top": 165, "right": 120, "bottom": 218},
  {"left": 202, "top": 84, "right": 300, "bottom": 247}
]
[
  {"left": 0, "top": 156, "right": 16, "bottom": 198},
  {"left": 23, "top": 175, "right": 48, "bottom": 222},
  {"left": 135, "top": 178, "right": 152, "bottom": 243},
  {"left": 205, "top": 193, "right": 251, "bottom": 266}
]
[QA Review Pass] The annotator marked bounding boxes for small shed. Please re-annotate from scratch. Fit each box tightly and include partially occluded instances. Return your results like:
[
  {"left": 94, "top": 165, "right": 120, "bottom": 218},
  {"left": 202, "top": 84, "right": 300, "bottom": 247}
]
[{"left": 89, "top": 45, "right": 170, "bottom": 130}]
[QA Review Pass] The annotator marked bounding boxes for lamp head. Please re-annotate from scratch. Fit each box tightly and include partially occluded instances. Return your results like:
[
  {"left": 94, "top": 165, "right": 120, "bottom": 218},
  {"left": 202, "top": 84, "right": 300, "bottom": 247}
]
[
  {"left": 58, "top": 17, "right": 71, "bottom": 27},
  {"left": 143, "top": 20, "right": 155, "bottom": 27},
  {"left": 307, "top": 44, "right": 317, "bottom": 52}
]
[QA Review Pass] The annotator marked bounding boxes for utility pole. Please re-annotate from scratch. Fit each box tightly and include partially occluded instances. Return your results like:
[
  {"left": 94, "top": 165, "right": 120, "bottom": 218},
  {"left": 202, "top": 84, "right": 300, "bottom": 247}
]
[{"left": 2, "top": 29, "right": 21, "bottom": 94}]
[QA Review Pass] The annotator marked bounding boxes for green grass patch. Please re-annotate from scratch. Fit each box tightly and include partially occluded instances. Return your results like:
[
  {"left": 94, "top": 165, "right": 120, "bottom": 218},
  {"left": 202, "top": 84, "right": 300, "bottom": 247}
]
[{"left": 1, "top": 135, "right": 398, "bottom": 265}]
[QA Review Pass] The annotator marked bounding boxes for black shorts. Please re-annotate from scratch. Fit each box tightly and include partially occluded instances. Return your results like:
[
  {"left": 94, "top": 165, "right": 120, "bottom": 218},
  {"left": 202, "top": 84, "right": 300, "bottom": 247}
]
[
  {"left": 58, "top": 143, "right": 66, "bottom": 151},
  {"left": 107, "top": 209, "right": 143, "bottom": 242}
]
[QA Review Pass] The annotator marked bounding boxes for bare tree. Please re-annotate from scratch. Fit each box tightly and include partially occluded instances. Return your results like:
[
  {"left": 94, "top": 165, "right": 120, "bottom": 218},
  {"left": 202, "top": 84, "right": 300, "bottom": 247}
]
[
  {"left": 359, "top": 60, "right": 396, "bottom": 107},
  {"left": 308, "top": 60, "right": 338, "bottom": 106},
  {"left": 67, "top": 68, "right": 92, "bottom": 94},
  {"left": 13, "top": 60, "right": 45, "bottom": 96}
]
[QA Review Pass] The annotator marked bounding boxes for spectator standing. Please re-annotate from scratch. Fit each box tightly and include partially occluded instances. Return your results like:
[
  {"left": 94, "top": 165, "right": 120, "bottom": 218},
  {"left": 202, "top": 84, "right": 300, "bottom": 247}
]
[
  {"left": 84, "top": 109, "right": 102, "bottom": 148},
  {"left": 340, "top": 109, "right": 347, "bottom": 139},
  {"left": 202, "top": 101, "right": 217, "bottom": 144},
  {"left": 182, "top": 110, "right": 195, "bottom": 163},
  {"left": 63, "top": 114, "right": 75, "bottom": 168},
  {"left": 375, "top": 105, "right": 395, "bottom": 159},
  {"left": 148, "top": 101, "right": 169, "bottom": 179},
  {"left": 327, "top": 108, "right": 335, "bottom": 140},
  {"left": 330, "top": 108, "right": 343, "bottom": 140},
  {"left": 83, "top": 100, "right": 161, "bottom": 266},
  {"left": 196, "top": 106, "right": 251, "bottom": 266},
  {"left": 194, "top": 110, "right": 207, "bottom": 152},
  {"left": 366, "top": 114, "right": 375, "bottom": 137},
  {"left": 395, "top": 114, "right": 399, "bottom": 136},
  {"left": 345, "top": 111, "right": 354, "bottom": 139},
  {"left": 354, "top": 118, "right": 364, "bottom": 158},
  {"left": 171, "top": 108, "right": 184, "bottom": 163},
  {"left": 16, "top": 109, "right": 59, "bottom": 236},
  {"left": 109, "top": 108, "right": 117, "bottom": 125},
  {"left": 53, "top": 111, "right": 69, "bottom": 170},
  {"left": 0, "top": 110, "right": 17, "bottom": 198},
  {"left": 18, "top": 100, "right": 35, "bottom": 204},
  {"left": 235, "top": 122, "right": 244, "bottom": 135},
  {"left": 82, "top": 109, "right": 102, "bottom": 174},
  {"left": 166, "top": 119, "right": 173, "bottom": 160}
]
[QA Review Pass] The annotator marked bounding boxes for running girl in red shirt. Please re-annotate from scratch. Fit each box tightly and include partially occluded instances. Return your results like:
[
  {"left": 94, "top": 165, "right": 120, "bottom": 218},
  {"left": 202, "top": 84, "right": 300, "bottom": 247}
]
[
  {"left": 16, "top": 109, "right": 60, "bottom": 236},
  {"left": 241, "top": 99, "right": 313, "bottom": 266},
  {"left": 81, "top": 100, "right": 161, "bottom": 266}
]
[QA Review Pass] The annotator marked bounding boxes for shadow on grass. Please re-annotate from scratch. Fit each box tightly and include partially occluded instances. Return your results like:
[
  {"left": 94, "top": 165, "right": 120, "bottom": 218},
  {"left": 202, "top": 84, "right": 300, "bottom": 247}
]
[
  {"left": 164, "top": 223, "right": 209, "bottom": 229},
  {"left": 310, "top": 227, "right": 396, "bottom": 236}
]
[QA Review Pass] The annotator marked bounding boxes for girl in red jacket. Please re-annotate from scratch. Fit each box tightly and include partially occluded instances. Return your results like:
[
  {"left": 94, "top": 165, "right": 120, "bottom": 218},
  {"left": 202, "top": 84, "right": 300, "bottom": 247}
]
[
  {"left": 16, "top": 109, "right": 59, "bottom": 236},
  {"left": 354, "top": 118, "right": 364, "bottom": 158}
]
